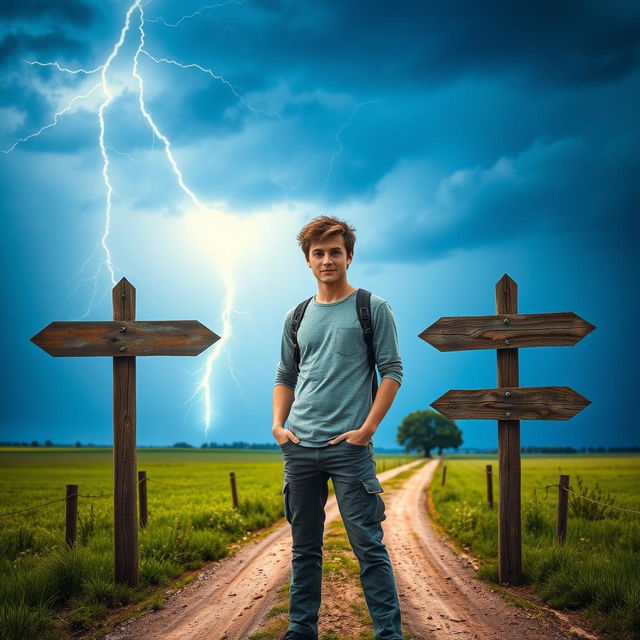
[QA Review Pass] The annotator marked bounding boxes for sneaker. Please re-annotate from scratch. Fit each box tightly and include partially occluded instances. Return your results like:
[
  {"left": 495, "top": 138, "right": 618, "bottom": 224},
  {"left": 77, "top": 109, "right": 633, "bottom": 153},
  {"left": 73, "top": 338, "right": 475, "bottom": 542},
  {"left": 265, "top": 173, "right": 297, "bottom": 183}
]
[{"left": 283, "top": 631, "right": 317, "bottom": 640}]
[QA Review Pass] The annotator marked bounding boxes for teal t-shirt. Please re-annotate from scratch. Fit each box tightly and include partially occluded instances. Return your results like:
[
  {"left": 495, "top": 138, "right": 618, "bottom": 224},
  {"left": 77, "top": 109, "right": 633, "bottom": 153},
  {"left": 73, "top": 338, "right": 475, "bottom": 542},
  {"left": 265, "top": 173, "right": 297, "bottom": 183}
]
[{"left": 274, "top": 289, "right": 402, "bottom": 447}]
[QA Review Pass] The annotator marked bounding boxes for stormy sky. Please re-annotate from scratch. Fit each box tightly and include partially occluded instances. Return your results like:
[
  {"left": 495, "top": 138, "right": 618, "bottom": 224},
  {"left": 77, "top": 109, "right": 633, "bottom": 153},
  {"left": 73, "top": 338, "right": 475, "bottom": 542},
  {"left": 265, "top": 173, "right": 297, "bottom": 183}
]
[{"left": 1, "top": 0, "right": 638, "bottom": 449}]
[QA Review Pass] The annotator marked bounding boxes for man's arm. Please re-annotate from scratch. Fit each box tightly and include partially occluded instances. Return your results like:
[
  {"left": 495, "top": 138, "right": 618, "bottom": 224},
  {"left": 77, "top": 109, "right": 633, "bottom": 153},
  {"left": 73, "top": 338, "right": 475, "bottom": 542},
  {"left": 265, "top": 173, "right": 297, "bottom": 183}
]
[
  {"left": 272, "top": 310, "right": 300, "bottom": 445},
  {"left": 361, "top": 377, "right": 400, "bottom": 435},
  {"left": 272, "top": 384, "right": 300, "bottom": 444},
  {"left": 328, "top": 377, "right": 400, "bottom": 445}
]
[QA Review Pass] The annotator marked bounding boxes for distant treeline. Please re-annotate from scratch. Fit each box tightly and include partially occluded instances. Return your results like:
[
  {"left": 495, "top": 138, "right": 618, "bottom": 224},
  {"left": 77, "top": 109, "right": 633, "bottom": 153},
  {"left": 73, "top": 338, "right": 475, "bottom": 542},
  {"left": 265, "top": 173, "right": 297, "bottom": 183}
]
[
  {"left": 2, "top": 441, "right": 639, "bottom": 453},
  {"left": 0, "top": 440, "right": 281, "bottom": 450},
  {"left": 522, "top": 446, "right": 640, "bottom": 453},
  {"left": 0, "top": 440, "right": 104, "bottom": 447},
  {"left": 200, "top": 441, "right": 280, "bottom": 450},
  {"left": 463, "top": 446, "right": 640, "bottom": 454}
]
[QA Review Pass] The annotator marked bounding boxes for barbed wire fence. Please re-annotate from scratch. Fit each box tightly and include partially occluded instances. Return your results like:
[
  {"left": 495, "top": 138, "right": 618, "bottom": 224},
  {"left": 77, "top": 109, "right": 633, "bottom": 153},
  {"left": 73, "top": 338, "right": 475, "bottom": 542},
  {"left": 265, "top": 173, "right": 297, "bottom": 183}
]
[
  {"left": 0, "top": 474, "right": 217, "bottom": 519},
  {"left": 0, "top": 452, "right": 412, "bottom": 521},
  {"left": 520, "top": 482, "right": 640, "bottom": 516}
]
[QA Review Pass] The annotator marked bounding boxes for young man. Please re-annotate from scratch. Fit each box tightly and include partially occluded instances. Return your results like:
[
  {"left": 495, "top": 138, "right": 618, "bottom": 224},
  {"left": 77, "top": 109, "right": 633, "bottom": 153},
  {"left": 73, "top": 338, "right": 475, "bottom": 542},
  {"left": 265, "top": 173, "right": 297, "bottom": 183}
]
[{"left": 272, "top": 216, "right": 404, "bottom": 640}]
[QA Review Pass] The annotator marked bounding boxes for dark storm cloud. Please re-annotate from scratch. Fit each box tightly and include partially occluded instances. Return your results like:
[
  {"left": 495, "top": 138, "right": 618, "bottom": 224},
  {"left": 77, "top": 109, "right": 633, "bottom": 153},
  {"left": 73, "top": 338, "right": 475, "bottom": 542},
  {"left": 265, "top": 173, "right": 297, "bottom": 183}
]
[
  {"left": 344, "top": 0, "right": 640, "bottom": 88},
  {"left": 163, "top": 0, "right": 640, "bottom": 94},
  {"left": 2, "top": 0, "right": 639, "bottom": 210},
  {"left": 359, "top": 131, "right": 640, "bottom": 263},
  {"left": 0, "top": 30, "right": 83, "bottom": 65},
  {"left": 0, "top": 0, "right": 638, "bottom": 450},
  {"left": 0, "top": 0, "right": 95, "bottom": 26}
]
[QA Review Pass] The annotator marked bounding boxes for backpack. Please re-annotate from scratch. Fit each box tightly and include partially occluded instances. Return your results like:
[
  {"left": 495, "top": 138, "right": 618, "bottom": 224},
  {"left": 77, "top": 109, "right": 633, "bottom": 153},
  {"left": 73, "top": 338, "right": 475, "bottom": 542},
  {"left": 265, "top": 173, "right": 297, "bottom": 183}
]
[{"left": 290, "top": 288, "right": 378, "bottom": 401}]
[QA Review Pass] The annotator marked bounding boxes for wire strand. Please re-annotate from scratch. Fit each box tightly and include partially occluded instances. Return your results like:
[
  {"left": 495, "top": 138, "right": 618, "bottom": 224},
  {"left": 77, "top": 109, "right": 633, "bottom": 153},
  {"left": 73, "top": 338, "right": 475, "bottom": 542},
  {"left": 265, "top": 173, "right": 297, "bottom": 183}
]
[
  {"left": 145, "top": 477, "right": 214, "bottom": 489},
  {"left": 561, "top": 486, "right": 640, "bottom": 516},
  {"left": 0, "top": 496, "right": 70, "bottom": 517}
]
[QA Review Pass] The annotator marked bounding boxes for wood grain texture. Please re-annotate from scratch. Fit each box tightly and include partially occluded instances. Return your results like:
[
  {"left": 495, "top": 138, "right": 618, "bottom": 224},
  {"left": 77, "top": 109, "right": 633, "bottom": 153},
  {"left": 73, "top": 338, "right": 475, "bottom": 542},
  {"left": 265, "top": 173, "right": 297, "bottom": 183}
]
[
  {"left": 30, "top": 277, "right": 222, "bottom": 588},
  {"left": 556, "top": 475, "right": 570, "bottom": 545},
  {"left": 65, "top": 484, "right": 78, "bottom": 549},
  {"left": 486, "top": 465, "right": 494, "bottom": 509},
  {"left": 30, "top": 320, "right": 220, "bottom": 357},
  {"left": 138, "top": 470, "right": 148, "bottom": 529},
  {"left": 431, "top": 386, "right": 590, "bottom": 420},
  {"left": 495, "top": 274, "right": 522, "bottom": 585},
  {"left": 112, "top": 278, "right": 139, "bottom": 586},
  {"left": 419, "top": 311, "right": 595, "bottom": 352}
]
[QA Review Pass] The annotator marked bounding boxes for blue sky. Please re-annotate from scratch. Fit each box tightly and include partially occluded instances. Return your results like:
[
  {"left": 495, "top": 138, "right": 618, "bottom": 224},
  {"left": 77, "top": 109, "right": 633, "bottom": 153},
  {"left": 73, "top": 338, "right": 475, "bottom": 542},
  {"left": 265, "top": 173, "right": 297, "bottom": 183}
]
[{"left": 1, "top": 1, "right": 638, "bottom": 449}]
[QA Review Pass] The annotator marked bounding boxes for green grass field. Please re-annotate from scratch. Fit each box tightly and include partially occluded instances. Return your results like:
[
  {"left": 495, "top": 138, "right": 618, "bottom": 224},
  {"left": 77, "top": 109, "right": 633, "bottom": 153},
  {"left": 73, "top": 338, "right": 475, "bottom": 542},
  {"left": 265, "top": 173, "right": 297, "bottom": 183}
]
[
  {"left": 0, "top": 446, "right": 415, "bottom": 640},
  {"left": 430, "top": 454, "right": 640, "bottom": 640}
]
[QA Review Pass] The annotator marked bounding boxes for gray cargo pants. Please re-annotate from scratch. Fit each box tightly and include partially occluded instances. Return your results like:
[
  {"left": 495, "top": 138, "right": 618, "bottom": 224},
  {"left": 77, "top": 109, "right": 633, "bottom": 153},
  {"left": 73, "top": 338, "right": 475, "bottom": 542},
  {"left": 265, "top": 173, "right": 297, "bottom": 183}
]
[{"left": 280, "top": 439, "right": 403, "bottom": 640}]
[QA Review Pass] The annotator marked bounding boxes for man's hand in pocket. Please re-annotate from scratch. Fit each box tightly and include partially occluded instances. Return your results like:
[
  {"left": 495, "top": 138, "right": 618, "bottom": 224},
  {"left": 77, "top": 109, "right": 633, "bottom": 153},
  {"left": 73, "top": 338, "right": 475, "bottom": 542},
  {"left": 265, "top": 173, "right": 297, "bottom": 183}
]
[{"left": 272, "top": 425, "right": 300, "bottom": 446}]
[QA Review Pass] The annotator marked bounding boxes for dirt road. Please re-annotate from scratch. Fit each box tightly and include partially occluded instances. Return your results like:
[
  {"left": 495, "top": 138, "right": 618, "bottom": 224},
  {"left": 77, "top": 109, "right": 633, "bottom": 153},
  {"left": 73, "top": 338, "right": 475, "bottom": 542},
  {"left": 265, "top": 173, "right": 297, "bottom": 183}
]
[
  {"left": 102, "top": 459, "right": 424, "bottom": 640},
  {"left": 386, "top": 460, "right": 584, "bottom": 640},
  {"left": 103, "top": 458, "right": 589, "bottom": 640}
]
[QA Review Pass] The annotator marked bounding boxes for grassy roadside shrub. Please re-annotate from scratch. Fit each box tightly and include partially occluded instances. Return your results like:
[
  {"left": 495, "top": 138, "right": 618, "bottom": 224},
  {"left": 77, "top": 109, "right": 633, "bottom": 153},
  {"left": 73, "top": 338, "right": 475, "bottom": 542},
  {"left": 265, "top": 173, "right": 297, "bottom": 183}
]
[
  {"left": 569, "top": 474, "right": 618, "bottom": 521},
  {"left": 431, "top": 456, "right": 640, "bottom": 639},
  {"left": 0, "top": 599, "right": 55, "bottom": 640}
]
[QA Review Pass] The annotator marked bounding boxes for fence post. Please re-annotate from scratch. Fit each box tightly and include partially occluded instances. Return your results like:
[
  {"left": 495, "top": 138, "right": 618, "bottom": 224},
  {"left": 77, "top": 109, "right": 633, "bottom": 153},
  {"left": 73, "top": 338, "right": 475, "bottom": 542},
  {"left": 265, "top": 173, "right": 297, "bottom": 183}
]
[
  {"left": 230, "top": 472, "right": 239, "bottom": 509},
  {"left": 486, "top": 464, "right": 494, "bottom": 509},
  {"left": 441, "top": 464, "right": 447, "bottom": 487},
  {"left": 556, "top": 474, "right": 570, "bottom": 545},
  {"left": 65, "top": 484, "right": 78, "bottom": 549},
  {"left": 138, "top": 471, "right": 148, "bottom": 528}
]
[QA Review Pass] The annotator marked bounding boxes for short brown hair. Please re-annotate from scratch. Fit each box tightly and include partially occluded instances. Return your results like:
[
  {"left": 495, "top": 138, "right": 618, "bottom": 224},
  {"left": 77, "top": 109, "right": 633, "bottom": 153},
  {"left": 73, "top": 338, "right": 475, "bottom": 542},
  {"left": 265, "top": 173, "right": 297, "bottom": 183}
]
[{"left": 297, "top": 215, "right": 356, "bottom": 259}]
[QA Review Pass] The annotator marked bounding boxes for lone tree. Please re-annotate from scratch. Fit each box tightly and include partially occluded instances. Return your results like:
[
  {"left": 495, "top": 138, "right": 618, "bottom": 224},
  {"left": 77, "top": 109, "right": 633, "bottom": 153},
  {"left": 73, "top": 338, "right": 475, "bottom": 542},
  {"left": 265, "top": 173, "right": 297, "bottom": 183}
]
[{"left": 397, "top": 409, "right": 462, "bottom": 457}]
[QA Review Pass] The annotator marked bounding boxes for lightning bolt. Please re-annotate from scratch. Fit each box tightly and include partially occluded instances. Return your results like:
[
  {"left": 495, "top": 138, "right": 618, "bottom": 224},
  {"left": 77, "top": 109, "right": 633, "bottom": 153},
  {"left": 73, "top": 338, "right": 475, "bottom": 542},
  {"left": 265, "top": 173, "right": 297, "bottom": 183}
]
[
  {"left": 97, "top": 0, "right": 145, "bottom": 286},
  {"left": 0, "top": 82, "right": 101, "bottom": 154},
  {"left": 24, "top": 60, "right": 104, "bottom": 75},
  {"left": 6, "top": 2, "right": 377, "bottom": 437},
  {"left": 4, "top": 0, "right": 271, "bottom": 434},
  {"left": 147, "top": 0, "right": 247, "bottom": 29},
  {"left": 139, "top": 50, "right": 278, "bottom": 119},
  {"left": 323, "top": 99, "right": 381, "bottom": 193}
]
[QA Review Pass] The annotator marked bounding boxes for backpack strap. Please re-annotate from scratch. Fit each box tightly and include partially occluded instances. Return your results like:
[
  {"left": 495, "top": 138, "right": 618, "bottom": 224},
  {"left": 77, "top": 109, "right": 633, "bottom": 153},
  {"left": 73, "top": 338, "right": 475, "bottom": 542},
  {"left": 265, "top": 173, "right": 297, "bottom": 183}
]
[
  {"left": 291, "top": 297, "right": 313, "bottom": 373},
  {"left": 356, "top": 288, "right": 379, "bottom": 401}
]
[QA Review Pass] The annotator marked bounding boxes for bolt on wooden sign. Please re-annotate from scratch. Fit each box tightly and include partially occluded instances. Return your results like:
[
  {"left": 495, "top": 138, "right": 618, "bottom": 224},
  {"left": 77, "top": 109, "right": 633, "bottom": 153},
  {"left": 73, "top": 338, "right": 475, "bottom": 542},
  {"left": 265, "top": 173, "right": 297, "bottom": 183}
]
[
  {"left": 31, "top": 278, "right": 220, "bottom": 586},
  {"left": 419, "top": 274, "right": 595, "bottom": 585}
]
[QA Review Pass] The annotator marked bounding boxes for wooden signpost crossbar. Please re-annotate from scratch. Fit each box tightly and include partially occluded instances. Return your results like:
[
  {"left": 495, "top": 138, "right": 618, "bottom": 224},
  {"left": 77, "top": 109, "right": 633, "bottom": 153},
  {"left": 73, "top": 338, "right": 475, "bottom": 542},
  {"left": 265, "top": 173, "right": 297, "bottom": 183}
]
[
  {"left": 419, "top": 274, "right": 595, "bottom": 585},
  {"left": 31, "top": 278, "right": 220, "bottom": 586}
]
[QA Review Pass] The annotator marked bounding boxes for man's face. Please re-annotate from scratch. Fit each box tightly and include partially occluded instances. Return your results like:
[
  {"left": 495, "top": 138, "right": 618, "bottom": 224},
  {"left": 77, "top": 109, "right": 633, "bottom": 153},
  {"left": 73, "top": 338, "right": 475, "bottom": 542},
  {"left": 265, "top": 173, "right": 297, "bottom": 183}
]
[{"left": 306, "top": 235, "right": 353, "bottom": 284}]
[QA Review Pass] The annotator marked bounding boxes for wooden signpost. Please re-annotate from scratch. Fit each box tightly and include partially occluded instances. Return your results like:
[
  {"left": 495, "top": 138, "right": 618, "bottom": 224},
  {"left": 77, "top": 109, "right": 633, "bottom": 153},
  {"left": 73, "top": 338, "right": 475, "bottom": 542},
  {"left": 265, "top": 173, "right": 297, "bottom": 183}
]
[
  {"left": 31, "top": 278, "right": 220, "bottom": 586},
  {"left": 419, "top": 274, "right": 595, "bottom": 585}
]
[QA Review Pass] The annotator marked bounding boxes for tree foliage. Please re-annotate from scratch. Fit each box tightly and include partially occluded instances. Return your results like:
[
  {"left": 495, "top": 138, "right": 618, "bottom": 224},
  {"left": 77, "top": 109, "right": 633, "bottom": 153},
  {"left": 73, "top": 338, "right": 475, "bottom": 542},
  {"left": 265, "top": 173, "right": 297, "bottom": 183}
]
[{"left": 396, "top": 409, "right": 462, "bottom": 457}]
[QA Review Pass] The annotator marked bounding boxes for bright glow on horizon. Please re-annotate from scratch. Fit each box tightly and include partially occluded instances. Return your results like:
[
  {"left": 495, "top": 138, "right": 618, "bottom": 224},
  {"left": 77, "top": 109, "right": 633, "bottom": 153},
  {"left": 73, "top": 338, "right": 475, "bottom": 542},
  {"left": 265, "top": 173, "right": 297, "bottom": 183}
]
[{"left": 4, "top": 0, "right": 275, "bottom": 436}]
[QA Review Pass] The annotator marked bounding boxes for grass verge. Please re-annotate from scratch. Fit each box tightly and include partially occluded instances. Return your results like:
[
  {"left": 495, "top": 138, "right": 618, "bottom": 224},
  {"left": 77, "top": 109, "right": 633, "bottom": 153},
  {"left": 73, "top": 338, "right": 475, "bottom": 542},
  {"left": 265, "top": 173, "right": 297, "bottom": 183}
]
[{"left": 430, "top": 455, "right": 640, "bottom": 640}]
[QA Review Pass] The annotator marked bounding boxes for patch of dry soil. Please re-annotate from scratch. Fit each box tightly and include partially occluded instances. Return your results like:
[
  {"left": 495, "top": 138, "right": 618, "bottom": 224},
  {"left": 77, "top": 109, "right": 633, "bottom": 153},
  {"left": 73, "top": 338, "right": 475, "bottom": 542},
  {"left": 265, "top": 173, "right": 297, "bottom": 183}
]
[
  {"left": 103, "top": 458, "right": 596, "bottom": 640},
  {"left": 385, "top": 460, "right": 591, "bottom": 640},
  {"left": 101, "top": 459, "right": 424, "bottom": 640}
]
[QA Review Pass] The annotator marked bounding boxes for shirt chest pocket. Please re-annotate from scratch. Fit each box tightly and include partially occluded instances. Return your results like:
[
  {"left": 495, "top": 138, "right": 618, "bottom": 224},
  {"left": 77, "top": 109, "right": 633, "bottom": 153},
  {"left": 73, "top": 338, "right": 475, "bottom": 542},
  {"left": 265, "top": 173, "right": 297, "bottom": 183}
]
[{"left": 334, "top": 327, "right": 362, "bottom": 356}]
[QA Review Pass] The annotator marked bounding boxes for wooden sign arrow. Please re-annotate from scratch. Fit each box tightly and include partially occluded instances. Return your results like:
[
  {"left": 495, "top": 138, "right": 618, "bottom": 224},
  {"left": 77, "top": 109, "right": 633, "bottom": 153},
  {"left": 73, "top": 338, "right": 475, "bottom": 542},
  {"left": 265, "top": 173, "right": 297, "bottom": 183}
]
[
  {"left": 431, "top": 386, "right": 590, "bottom": 420},
  {"left": 30, "top": 321, "right": 220, "bottom": 357},
  {"left": 419, "top": 312, "right": 595, "bottom": 352},
  {"left": 30, "top": 278, "right": 222, "bottom": 587}
]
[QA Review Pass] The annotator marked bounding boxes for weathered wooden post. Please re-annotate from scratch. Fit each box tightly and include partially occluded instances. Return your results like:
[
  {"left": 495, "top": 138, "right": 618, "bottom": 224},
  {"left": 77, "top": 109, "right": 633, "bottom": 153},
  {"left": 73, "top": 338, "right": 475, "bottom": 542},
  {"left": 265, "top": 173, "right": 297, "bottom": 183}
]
[
  {"left": 419, "top": 274, "right": 594, "bottom": 585},
  {"left": 31, "top": 278, "right": 220, "bottom": 585},
  {"left": 65, "top": 484, "right": 78, "bottom": 549},
  {"left": 113, "top": 279, "right": 137, "bottom": 584},
  {"left": 138, "top": 470, "right": 148, "bottom": 529},
  {"left": 556, "top": 474, "right": 570, "bottom": 545},
  {"left": 230, "top": 471, "right": 239, "bottom": 509},
  {"left": 486, "top": 465, "right": 494, "bottom": 509},
  {"left": 441, "top": 464, "right": 447, "bottom": 487}
]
